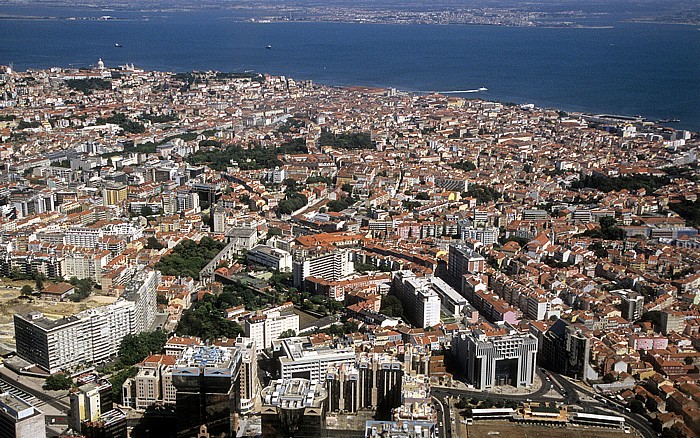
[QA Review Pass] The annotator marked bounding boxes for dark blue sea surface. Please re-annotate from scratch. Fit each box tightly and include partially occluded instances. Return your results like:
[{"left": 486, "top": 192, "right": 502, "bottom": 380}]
[{"left": 1, "top": 6, "right": 699, "bottom": 130}]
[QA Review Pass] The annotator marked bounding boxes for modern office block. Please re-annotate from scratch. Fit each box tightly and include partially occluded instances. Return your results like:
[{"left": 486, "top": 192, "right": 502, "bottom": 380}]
[
  {"left": 452, "top": 323, "right": 538, "bottom": 389},
  {"left": 69, "top": 380, "right": 113, "bottom": 432},
  {"left": 272, "top": 337, "right": 355, "bottom": 382},
  {"left": 172, "top": 344, "right": 243, "bottom": 437},
  {"left": 260, "top": 379, "right": 327, "bottom": 437},
  {"left": 325, "top": 353, "right": 403, "bottom": 416}
]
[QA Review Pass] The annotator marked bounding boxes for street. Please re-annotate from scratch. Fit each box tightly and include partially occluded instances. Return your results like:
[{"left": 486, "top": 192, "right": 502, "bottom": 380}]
[{"left": 433, "top": 369, "right": 656, "bottom": 438}]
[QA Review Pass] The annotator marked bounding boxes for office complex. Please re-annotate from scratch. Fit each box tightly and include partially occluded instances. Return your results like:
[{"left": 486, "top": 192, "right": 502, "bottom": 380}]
[
  {"left": 325, "top": 353, "right": 403, "bottom": 416},
  {"left": 121, "top": 354, "right": 177, "bottom": 410},
  {"left": 393, "top": 374, "right": 435, "bottom": 423},
  {"left": 69, "top": 381, "right": 113, "bottom": 432},
  {"left": 171, "top": 339, "right": 258, "bottom": 437},
  {"left": 235, "top": 337, "right": 259, "bottom": 415},
  {"left": 540, "top": 319, "right": 594, "bottom": 381},
  {"left": 272, "top": 337, "right": 356, "bottom": 381},
  {"left": 261, "top": 378, "right": 327, "bottom": 438},
  {"left": 452, "top": 323, "right": 538, "bottom": 389},
  {"left": 391, "top": 271, "right": 442, "bottom": 328},
  {"left": 80, "top": 408, "right": 127, "bottom": 438}
]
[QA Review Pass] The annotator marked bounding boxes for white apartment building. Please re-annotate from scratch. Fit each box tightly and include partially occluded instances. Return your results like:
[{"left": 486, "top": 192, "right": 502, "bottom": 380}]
[
  {"left": 176, "top": 191, "right": 199, "bottom": 212},
  {"left": 14, "top": 271, "right": 159, "bottom": 373},
  {"left": 246, "top": 245, "right": 293, "bottom": 272},
  {"left": 292, "top": 250, "right": 354, "bottom": 290},
  {"left": 462, "top": 226, "right": 499, "bottom": 246},
  {"left": 244, "top": 310, "right": 299, "bottom": 352},
  {"left": 391, "top": 271, "right": 442, "bottom": 328},
  {"left": 64, "top": 227, "right": 103, "bottom": 248},
  {"left": 103, "top": 222, "right": 144, "bottom": 242},
  {"left": 62, "top": 250, "right": 112, "bottom": 282}
]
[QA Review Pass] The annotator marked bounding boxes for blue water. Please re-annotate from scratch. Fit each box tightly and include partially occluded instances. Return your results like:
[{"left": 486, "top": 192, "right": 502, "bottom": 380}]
[{"left": 1, "top": 7, "right": 699, "bottom": 131}]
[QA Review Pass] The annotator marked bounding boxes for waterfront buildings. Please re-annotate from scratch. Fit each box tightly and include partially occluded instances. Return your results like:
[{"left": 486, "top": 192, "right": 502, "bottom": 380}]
[{"left": 1, "top": 62, "right": 699, "bottom": 437}]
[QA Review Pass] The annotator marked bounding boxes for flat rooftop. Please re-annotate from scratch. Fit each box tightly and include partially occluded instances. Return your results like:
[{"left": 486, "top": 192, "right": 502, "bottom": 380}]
[{"left": 0, "top": 392, "right": 37, "bottom": 420}]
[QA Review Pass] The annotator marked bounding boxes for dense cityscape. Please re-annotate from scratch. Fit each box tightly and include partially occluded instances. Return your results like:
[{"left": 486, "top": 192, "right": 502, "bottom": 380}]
[{"left": 0, "top": 60, "right": 697, "bottom": 438}]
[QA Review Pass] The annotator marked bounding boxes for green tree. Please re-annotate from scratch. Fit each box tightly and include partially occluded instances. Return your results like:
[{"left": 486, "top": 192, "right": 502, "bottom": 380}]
[
  {"left": 20, "top": 284, "right": 33, "bottom": 296},
  {"left": 380, "top": 295, "right": 404, "bottom": 318},
  {"left": 154, "top": 237, "right": 227, "bottom": 278},
  {"left": 462, "top": 184, "right": 501, "bottom": 204},
  {"left": 318, "top": 132, "right": 373, "bottom": 150},
  {"left": 118, "top": 331, "right": 168, "bottom": 367},
  {"left": 43, "top": 373, "right": 73, "bottom": 391},
  {"left": 145, "top": 236, "right": 164, "bottom": 250},
  {"left": 267, "top": 227, "right": 283, "bottom": 239},
  {"left": 141, "top": 205, "right": 154, "bottom": 217},
  {"left": 279, "top": 329, "right": 296, "bottom": 338},
  {"left": 661, "top": 428, "right": 680, "bottom": 438},
  {"left": 455, "top": 397, "right": 469, "bottom": 409},
  {"left": 450, "top": 160, "right": 476, "bottom": 172},
  {"left": 589, "top": 241, "right": 608, "bottom": 258},
  {"left": 176, "top": 294, "right": 244, "bottom": 341},
  {"left": 65, "top": 78, "right": 111, "bottom": 94},
  {"left": 110, "top": 367, "right": 138, "bottom": 398}
]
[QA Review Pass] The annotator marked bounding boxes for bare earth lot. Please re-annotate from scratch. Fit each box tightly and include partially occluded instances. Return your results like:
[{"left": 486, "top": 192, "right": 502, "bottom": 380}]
[{"left": 464, "top": 423, "right": 629, "bottom": 438}]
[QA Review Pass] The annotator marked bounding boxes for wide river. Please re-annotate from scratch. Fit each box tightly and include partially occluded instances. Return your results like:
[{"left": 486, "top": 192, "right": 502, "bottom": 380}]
[{"left": 1, "top": 6, "right": 699, "bottom": 130}]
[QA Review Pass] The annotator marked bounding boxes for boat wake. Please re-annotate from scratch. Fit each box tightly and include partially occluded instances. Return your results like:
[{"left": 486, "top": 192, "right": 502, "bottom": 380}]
[{"left": 430, "top": 87, "right": 488, "bottom": 94}]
